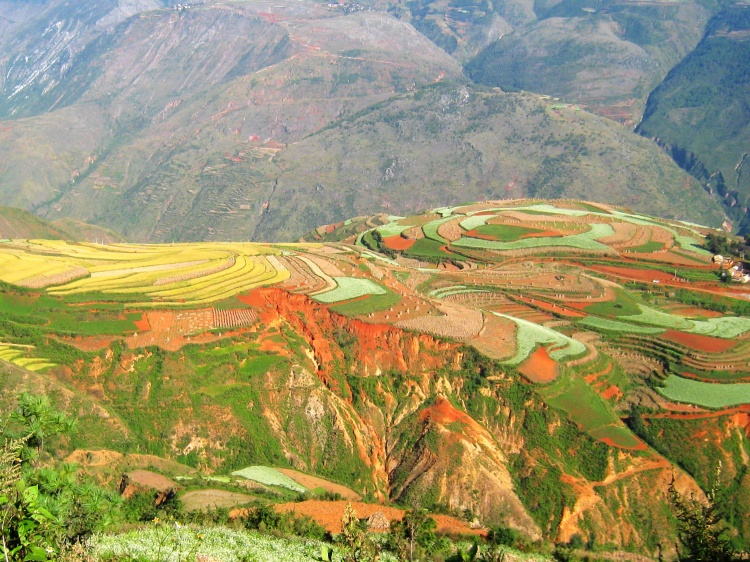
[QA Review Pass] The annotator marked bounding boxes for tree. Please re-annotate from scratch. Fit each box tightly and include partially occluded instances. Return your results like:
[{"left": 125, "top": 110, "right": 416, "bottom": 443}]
[
  {"left": 338, "top": 503, "right": 376, "bottom": 562},
  {"left": 1, "top": 394, "right": 117, "bottom": 560},
  {"left": 8, "top": 394, "right": 75, "bottom": 466},
  {"left": 0, "top": 435, "right": 57, "bottom": 562},
  {"left": 668, "top": 477, "right": 740, "bottom": 562},
  {"left": 704, "top": 233, "right": 732, "bottom": 256},
  {"left": 387, "top": 508, "right": 437, "bottom": 562}
]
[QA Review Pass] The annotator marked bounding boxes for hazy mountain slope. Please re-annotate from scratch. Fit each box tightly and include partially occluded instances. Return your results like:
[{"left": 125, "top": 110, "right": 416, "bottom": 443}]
[
  {"left": 0, "top": 1, "right": 463, "bottom": 241},
  {"left": 0, "top": 0, "right": 732, "bottom": 243},
  {"left": 0, "top": 205, "right": 122, "bottom": 241},
  {"left": 256, "top": 83, "right": 724, "bottom": 241},
  {"left": 0, "top": 0, "right": 167, "bottom": 119},
  {"left": 637, "top": 5, "right": 750, "bottom": 232},
  {"left": 465, "top": 0, "right": 712, "bottom": 124}
]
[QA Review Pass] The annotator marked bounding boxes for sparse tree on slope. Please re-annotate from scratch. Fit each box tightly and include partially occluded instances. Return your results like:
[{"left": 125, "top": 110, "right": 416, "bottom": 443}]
[{"left": 668, "top": 476, "right": 742, "bottom": 562}]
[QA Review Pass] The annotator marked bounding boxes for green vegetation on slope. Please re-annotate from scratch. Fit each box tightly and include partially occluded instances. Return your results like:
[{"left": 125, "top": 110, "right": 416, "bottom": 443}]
[{"left": 637, "top": 5, "right": 750, "bottom": 233}]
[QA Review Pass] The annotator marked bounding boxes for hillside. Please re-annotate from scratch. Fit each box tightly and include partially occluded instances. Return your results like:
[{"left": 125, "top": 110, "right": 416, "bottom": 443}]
[
  {"left": 637, "top": 4, "right": 750, "bottom": 233},
  {"left": 256, "top": 83, "right": 724, "bottom": 241},
  {"left": 0, "top": 0, "right": 464, "bottom": 241},
  {"left": 0, "top": 206, "right": 122, "bottom": 242},
  {"left": 0, "top": 0, "right": 732, "bottom": 243},
  {"left": 1, "top": 200, "right": 749, "bottom": 558},
  {"left": 464, "top": 0, "right": 712, "bottom": 125}
]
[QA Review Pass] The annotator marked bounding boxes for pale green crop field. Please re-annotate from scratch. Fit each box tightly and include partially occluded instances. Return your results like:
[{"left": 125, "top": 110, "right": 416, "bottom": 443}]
[
  {"left": 313, "top": 277, "right": 387, "bottom": 304},
  {"left": 494, "top": 313, "right": 586, "bottom": 364},
  {"left": 659, "top": 376, "right": 750, "bottom": 408},
  {"left": 231, "top": 466, "right": 307, "bottom": 493}
]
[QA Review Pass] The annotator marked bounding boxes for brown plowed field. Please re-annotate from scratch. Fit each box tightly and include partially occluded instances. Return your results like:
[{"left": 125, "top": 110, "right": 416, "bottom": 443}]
[
  {"left": 519, "top": 347, "right": 559, "bottom": 383},
  {"left": 181, "top": 489, "right": 255, "bottom": 511},
  {"left": 382, "top": 236, "right": 415, "bottom": 251},
  {"left": 515, "top": 296, "right": 586, "bottom": 318},
  {"left": 60, "top": 335, "right": 116, "bottom": 351},
  {"left": 667, "top": 306, "right": 723, "bottom": 318},
  {"left": 661, "top": 330, "right": 737, "bottom": 353},
  {"left": 273, "top": 501, "right": 484, "bottom": 536},
  {"left": 587, "top": 265, "right": 681, "bottom": 283},
  {"left": 277, "top": 469, "right": 361, "bottom": 500}
]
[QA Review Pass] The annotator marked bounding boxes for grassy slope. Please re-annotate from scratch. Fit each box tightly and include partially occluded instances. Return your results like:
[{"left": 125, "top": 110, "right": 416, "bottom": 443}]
[
  {"left": 0, "top": 2, "right": 464, "bottom": 243},
  {"left": 258, "top": 83, "right": 724, "bottom": 241},
  {"left": 465, "top": 0, "right": 712, "bottom": 124},
  {"left": 637, "top": 6, "right": 750, "bottom": 230},
  {"left": 0, "top": 206, "right": 125, "bottom": 243}
]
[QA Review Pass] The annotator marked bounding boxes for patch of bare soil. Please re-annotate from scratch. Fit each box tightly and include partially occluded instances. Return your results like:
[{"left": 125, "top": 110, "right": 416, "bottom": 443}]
[
  {"left": 126, "top": 469, "right": 178, "bottom": 491},
  {"left": 181, "top": 489, "right": 255, "bottom": 511},
  {"left": 270, "top": 501, "right": 483, "bottom": 536},
  {"left": 277, "top": 469, "right": 361, "bottom": 500}
]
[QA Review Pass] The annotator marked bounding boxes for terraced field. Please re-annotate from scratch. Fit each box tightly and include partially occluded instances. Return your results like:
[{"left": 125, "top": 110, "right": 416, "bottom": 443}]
[
  {"left": 0, "top": 240, "right": 290, "bottom": 306},
  {"left": 2, "top": 199, "right": 749, "bottom": 458}
]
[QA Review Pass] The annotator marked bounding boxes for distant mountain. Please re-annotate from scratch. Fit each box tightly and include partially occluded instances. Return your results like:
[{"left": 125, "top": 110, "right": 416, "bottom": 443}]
[
  {"left": 0, "top": 0, "right": 734, "bottom": 241},
  {"left": 0, "top": 0, "right": 464, "bottom": 241},
  {"left": 0, "top": 206, "right": 122, "bottom": 241},
  {"left": 465, "top": 0, "right": 712, "bottom": 125},
  {"left": 257, "top": 83, "right": 724, "bottom": 241},
  {"left": 637, "top": 4, "right": 750, "bottom": 233}
]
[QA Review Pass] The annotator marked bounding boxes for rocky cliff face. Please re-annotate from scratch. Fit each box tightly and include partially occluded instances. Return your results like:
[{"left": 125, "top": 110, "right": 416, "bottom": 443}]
[{"left": 2, "top": 281, "right": 711, "bottom": 554}]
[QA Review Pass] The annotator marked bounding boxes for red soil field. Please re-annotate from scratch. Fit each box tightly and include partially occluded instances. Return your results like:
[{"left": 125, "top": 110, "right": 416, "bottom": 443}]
[
  {"left": 661, "top": 330, "right": 737, "bottom": 353},
  {"left": 599, "top": 437, "right": 648, "bottom": 451},
  {"left": 587, "top": 265, "right": 679, "bottom": 283},
  {"left": 59, "top": 335, "right": 116, "bottom": 352},
  {"left": 134, "top": 313, "right": 151, "bottom": 332},
  {"left": 271, "top": 501, "right": 484, "bottom": 536},
  {"left": 515, "top": 296, "right": 586, "bottom": 318},
  {"left": 519, "top": 347, "right": 559, "bottom": 383},
  {"left": 600, "top": 385, "right": 622, "bottom": 401},
  {"left": 382, "top": 236, "right": 415, "bottom": 251}
]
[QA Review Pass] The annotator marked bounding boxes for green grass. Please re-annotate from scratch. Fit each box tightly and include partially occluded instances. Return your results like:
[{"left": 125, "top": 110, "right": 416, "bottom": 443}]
[
  {"left": 468, "top": 224, "right": 549, "bottom": 241},
  {"left": 198, "top": 383, "right": 250, "bottom": 397},
  {"left": 541, "top": 375, "right": 614, "bottom": 429},
  {"left": 403, "top": 238, "right": 452, "bottom": 259},
  {"left": 626, "top": 240, "right": 665, "bottom": 253},
  {"left": 452, "top": 223, "right": 614, "bottom": 252},
  {"left": 659, "top": 375, "right": 750, "bottom": 408},
  {"left": 584, "top": 289, "right": 642, "bottom": 318},
  {"left": 539, "top": 372, "right": 638, "bottom": 448},
  {"left": 0, "top": 289, "right": 140, "bottom": 336},
  {"left": 240, "top": 355, "right": 288, "bottom": 377},
  {"left": 328, "top": 290, "right": 401, "bottom": 316}
]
